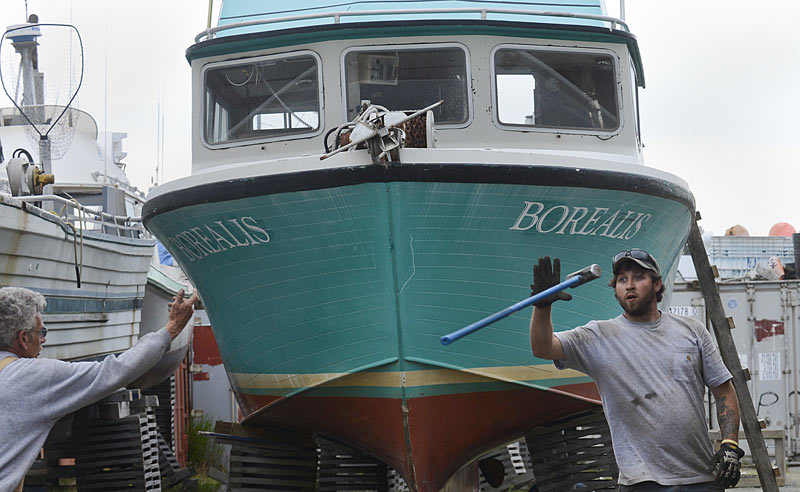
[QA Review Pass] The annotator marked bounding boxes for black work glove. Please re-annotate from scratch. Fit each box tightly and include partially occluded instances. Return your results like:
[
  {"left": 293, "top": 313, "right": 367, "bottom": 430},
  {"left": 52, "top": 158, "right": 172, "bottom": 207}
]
[
  {"left": 531, "top": 257, "right": 572, "bottom": 307},
  {"left": 711, "top": 441, "right": 745, "bottom": 488}
]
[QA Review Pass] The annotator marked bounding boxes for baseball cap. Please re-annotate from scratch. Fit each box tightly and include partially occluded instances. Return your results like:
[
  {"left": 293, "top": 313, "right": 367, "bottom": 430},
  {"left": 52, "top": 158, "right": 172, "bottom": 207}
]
[{"left": 612, "top": 249, "right": 661, "bottom": 277}]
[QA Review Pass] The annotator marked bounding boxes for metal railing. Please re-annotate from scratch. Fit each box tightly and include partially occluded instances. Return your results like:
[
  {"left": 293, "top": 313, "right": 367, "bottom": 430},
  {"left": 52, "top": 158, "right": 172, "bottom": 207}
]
[
  {"left": 13, "top": 194, "right": 146, "bottom": 236},
  {"left": 196, "top": 7, "right": 629, "bottom": 42}
]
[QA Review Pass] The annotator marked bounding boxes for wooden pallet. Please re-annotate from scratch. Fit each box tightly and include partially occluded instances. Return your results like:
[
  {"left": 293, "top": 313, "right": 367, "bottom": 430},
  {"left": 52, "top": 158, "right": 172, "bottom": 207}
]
[
  {"left": 387, "top": 468, "right": 411, "bottom": 492},
  {"left": 317, "top": 437, "right": 388, "bottom": 491},
  {"left": 73, "top": 409, "right": 162, "bottom": 491},
  {"left": 210, "top": 421, "right": 419, "bottom": 492},
  {"left": 525, "top": 407, "right": 617, "bottom": 491},
  {"left": 228, "top": 445, "right": 318, "bottom": 491},
  {"left": 479, "top": 440, "right": 535, "bottom": 491},
  {"left": 157, "top": 431, "right": 181, "bottom": 478},
  {"left": 143, "top": 376, "right": 176, "bottom": 450}
]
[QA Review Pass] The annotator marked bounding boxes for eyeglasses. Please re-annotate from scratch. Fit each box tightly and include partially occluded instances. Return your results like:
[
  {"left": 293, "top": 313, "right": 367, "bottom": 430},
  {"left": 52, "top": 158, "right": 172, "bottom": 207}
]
[{"left": 30, "top": 326, "right": 47, "bottom": 339}]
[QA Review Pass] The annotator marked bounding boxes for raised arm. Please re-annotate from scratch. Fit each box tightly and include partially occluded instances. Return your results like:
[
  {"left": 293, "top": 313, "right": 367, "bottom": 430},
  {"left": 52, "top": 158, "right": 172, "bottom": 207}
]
[
  {"left": 529, "top": 257, "right": 570, "bottom": 360},
  {"left": 530, "top": 305, "right": 565, "bottom": 360}
]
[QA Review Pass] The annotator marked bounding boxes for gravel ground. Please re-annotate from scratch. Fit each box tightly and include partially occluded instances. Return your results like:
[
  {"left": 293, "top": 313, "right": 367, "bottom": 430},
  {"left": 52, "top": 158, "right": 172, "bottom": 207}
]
[{"left": 735, "top": 464, "right": 800, "bottom": 491}]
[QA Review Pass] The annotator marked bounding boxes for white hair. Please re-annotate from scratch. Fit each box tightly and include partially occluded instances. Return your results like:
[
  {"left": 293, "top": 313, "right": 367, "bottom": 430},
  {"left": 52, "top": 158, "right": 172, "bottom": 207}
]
[{"left": 0, "top": 287, "right": 46, "bottom": 348}]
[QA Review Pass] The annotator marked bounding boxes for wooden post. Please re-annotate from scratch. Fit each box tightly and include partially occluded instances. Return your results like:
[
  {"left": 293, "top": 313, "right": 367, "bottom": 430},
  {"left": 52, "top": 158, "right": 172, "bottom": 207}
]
[{"left": 686, "top": 219, "right": 779, "bottom": 491}]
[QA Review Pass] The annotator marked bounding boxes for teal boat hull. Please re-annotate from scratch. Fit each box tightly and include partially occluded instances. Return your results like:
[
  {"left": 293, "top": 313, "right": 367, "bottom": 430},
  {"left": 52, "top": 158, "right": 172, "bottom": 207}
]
[{"left": 144, "top": 162, "right": 694, "bottom": 490}]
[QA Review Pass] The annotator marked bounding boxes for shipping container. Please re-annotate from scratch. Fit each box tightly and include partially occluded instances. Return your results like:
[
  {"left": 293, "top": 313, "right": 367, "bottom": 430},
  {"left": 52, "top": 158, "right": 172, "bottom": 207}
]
[{"left": 671, "top": 279, "right": 800, "bottom": 460}]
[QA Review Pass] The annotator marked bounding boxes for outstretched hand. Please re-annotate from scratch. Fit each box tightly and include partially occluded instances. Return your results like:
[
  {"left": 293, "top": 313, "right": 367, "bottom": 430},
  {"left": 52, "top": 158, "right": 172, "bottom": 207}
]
[
  {"left": 166, "top": 289, "right": 199, "bottom": 340},
  {"left": 531, "top": 257, "right": 572, "bottom": 307}
]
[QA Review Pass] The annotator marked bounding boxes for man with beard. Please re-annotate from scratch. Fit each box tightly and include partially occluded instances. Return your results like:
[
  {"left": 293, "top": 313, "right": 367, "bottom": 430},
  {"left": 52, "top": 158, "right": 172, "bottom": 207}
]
[{"left": 529, "top": 250, "right": 742, "bottom": 491}]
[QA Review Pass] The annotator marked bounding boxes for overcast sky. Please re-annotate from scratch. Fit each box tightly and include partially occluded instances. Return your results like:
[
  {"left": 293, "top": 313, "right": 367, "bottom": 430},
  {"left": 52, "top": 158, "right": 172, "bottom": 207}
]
[{"left": 1, "top": 1, "right": 797, "bottom": 236}]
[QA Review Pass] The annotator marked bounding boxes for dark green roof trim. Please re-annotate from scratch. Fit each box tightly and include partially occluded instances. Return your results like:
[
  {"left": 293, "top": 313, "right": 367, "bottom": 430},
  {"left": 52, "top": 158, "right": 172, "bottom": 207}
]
[{"left": 186, "top": 19, "right": 645, "bottom": 87}]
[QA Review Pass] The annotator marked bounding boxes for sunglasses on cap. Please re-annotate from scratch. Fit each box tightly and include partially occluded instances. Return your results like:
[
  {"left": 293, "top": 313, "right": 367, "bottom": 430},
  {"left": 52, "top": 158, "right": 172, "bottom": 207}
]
[{"left": 612, "top": 249, "right": 661, "bottom": 276}]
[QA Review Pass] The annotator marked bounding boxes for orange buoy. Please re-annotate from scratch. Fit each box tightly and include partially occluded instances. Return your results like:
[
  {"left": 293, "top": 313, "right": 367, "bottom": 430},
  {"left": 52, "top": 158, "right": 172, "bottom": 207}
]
[{"left": 768, "top": 222, "right": 797, "bottom": 237}]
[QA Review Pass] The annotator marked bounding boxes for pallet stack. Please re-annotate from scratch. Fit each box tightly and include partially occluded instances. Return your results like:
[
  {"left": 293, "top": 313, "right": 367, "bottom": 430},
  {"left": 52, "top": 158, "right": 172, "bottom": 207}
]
[
  {"left": 317, "top": 437, "right": 388, "bottom": 491},
  {"left": 213, "top": 421, "right": 318, "bottom": 491},
  {"left": 478, "top": 440, "right": 534, "bottom": 491},
  {"left": 69, "top": 391, "right": 163, "bottom": 492},
  {"left": 387, "top": 468, "right": 411, "bottom": 492},
  {"left": 525, "top": 407, "right": 617, "bottom": 491},
  {"left": 143, "top": 376, "right": 176, "bottom": 450},
  {"left": 210, "top": 421, "right": 422, "bottom": 492}
]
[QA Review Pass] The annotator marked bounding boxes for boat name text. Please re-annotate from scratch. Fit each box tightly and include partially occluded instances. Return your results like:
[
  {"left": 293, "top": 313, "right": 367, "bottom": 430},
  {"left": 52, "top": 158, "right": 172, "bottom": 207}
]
[
  {"left": 509, "top": 202, "right": 651, "bottom": 240},
  {"left": 166, "top": 217, "right": 270, "bottom": 262}
]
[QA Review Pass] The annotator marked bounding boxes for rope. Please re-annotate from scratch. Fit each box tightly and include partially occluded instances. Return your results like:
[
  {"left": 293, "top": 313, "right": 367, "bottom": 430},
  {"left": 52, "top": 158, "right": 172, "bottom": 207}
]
[{"left": 64, "top": 198, "right": 85, "bottom": 288}]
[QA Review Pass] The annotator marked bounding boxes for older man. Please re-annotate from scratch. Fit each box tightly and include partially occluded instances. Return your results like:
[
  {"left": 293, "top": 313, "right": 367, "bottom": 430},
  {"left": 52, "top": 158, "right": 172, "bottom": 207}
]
[{"left": 0, "top": 286, "right": 198, "bottom": 491}]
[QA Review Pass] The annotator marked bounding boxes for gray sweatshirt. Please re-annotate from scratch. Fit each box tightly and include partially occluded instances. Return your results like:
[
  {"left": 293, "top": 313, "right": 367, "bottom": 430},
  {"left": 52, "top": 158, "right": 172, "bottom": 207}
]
[{"left": 0, "top": 328, "right": 171, "bottom": 491}]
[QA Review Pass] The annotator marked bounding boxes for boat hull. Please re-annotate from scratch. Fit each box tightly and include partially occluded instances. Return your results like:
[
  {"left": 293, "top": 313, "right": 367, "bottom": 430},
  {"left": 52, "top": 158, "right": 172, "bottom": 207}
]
[
  {"left": 0, "top": 196, "right": 154, "bottom": 361},
  {"left": 144, "top": 162, "right": 694, "bottom": 490}
]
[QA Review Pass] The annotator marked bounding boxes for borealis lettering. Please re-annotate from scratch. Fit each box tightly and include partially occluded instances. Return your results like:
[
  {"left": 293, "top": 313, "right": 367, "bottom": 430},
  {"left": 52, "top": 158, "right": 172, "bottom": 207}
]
[
  {"left": 509, "top": 201, "right": 651, "bottom": 240},
  {"left": 167, "top": 217, "right": 270, "bottom": 262}
]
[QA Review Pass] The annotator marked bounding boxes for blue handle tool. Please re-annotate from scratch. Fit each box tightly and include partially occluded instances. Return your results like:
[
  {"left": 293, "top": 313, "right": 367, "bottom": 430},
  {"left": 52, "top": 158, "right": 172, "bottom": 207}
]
[{"left": 440, "top": 264, "right": 602, "bottom": 345}]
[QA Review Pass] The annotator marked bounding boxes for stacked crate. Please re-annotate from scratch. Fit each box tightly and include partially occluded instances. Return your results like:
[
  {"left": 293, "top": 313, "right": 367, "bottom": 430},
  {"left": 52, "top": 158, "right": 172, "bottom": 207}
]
[
  {"left": 525, "top": 407, "right": 617, "bottom": 491},
  {"left": 72, "top": 392, "right": 162, "bottom": 492},
  {"left": 478, "top": 440, "right": 534, "bottom": 491},
  {"left": 143, "top": 376, "right": 176, "bottom": 450},
  {"left": 317, "top": 437, "right": 388, "bottom": 491},
  {"left": 387, "top": 469, "right": 411, "bottom": 492}
]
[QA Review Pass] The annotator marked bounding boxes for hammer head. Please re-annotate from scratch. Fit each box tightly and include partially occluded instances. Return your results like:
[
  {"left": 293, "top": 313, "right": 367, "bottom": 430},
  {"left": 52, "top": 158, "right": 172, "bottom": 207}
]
[{"left": 566, "top": 264, "right": 602, "bottom": 288}]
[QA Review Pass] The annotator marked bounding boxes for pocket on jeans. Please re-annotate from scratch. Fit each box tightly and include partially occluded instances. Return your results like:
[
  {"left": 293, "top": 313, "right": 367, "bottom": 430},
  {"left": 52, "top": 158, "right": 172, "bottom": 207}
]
[{"left": 672, "top": 347, "right": 699, "bottom": 382}]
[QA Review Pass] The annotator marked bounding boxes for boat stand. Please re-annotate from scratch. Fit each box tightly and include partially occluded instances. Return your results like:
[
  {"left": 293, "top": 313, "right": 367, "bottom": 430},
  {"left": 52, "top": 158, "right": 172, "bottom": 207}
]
[
  {"left": 208, "top": 420, "right": 542, "bottom": 491},
  {"left": 208, "top": 421, "right": 403, "bottom": 491},
  {"left": 687, "top": 215, "right": 781, "bottom": 491},
  {"left": 23, "top": 384, "right": 194, "bottom": 491},
  {"left": 524, "top": 407, "right": 617, "bottom": 491},
  {"left": 72, "top": 395, "right": 162, "bottom": 491}
]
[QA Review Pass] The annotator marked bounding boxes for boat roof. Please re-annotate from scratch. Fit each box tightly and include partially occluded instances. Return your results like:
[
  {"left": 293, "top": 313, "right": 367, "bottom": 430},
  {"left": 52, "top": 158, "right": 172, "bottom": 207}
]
[
  {"left": 217, "top": 1, "right": 609, "bottom": 31},
  {"left": 191, "top": 1, "right": 643, "bottom": 86}
]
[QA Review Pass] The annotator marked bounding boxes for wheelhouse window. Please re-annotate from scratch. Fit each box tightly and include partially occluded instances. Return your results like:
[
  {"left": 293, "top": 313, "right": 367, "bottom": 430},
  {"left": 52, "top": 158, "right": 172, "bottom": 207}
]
[
  {"left": 343, "top": 46, "right": 469, "bottom": 125},
  {"left": 494, "top": 48, "right": 619, "bottom": 131},
  {"left": 204, "top": 53, "right": 321, "bottom": 144}
]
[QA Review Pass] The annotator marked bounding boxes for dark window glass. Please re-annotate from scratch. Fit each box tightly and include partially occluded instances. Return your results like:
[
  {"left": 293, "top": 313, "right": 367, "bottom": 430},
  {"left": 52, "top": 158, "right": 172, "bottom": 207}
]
[
  {"left": 205, "top": 54, "right": 320, "bottom": 143},
  {"left": 344, "top": 47, "right": 469, "bottom": 125},
  {"left": 495, "top": 48, "right": 618, "bottom": 131}
]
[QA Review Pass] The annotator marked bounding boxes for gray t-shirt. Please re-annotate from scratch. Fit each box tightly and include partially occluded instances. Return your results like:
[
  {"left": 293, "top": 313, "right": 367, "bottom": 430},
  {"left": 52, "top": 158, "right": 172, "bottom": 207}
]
[{"left": 554, "top": 312, "right": 731, "bottom": 486}]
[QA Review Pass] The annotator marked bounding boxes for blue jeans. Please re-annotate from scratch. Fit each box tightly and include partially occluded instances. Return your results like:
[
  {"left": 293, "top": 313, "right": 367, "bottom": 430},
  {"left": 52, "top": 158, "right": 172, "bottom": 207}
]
[{"left": 617, "top": 482, "right": 723, "bottom": 492}]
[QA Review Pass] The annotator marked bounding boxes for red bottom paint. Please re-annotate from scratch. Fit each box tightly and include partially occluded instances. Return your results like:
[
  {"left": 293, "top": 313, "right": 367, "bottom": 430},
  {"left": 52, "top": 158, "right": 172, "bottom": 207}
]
[{"left": 238, "top": 382, "right": 599, "bottom": 492}]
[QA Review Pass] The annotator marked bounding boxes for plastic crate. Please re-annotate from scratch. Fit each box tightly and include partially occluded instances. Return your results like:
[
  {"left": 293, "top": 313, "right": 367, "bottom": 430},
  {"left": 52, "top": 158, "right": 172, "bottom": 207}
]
[{"left": 707, "top": 236, "right": 794, "bottom": 278}]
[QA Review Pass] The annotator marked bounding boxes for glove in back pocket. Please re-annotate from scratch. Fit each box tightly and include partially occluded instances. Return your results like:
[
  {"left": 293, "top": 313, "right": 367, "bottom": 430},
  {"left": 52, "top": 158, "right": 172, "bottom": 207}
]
[{"left": 672, "top": 347, "right": 699, "bottom": 382}]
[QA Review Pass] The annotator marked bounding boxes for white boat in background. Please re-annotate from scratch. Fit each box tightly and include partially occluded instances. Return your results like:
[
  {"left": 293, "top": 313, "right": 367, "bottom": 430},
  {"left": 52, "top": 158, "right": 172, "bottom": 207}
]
[{"left": 0, "top": 19, "right": 167, "bottom": 365}]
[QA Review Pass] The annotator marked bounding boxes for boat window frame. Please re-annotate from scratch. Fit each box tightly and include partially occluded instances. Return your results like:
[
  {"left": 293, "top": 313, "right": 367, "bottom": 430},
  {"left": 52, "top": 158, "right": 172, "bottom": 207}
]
[
  {"left": 629, "top": 56, "right": 642, "bottom": 150},
  {"left": 339, "top": 42, "right": 473, "bottom": 129},
  {"left": 490, "top": 44, "right": 623, "bottom": 135},
  {"left": 200, "top": 49, "right": 325, "bottom": 149}
]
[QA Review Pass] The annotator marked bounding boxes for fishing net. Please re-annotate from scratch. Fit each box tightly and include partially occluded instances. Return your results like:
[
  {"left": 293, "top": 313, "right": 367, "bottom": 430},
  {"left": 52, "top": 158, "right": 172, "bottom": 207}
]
[{"left": 0, "top": 23, "right": 84, "bottom": 160}]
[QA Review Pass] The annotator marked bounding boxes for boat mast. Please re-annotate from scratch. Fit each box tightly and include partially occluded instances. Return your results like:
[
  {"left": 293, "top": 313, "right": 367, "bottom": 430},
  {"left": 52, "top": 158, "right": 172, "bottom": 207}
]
[{"left": 7, "top": 16, "right": 54, "bottom": 198}]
